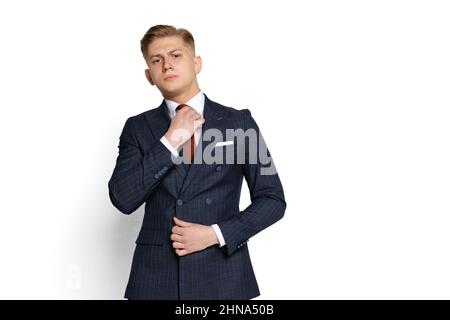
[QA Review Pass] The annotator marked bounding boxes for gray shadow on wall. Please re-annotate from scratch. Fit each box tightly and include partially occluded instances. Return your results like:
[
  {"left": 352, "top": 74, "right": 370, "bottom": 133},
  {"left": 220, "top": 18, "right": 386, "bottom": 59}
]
[{"left": 104, "top": 202, "right": 144, "bottom": 299}]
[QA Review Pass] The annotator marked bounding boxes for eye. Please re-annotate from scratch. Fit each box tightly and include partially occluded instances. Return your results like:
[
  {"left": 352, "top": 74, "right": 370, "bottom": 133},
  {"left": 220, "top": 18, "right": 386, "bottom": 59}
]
[
  {"left": 152, "top": 59, "right": 160, "bottom": 64},
  {"left": 173, "top": 54, "right": 181, "bottom": 58}
]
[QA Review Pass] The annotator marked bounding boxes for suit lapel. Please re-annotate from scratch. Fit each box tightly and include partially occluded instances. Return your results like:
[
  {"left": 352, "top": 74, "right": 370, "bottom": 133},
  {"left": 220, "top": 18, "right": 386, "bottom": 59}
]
[
  {"left": 143, "top": 101, "right": 187, "bottom": 199},
  {"left": 143, "top": 95, "right": 225, "bottom": 199},
  {"left": 179, "top": 94, "right": 225, "bottom": 197}
]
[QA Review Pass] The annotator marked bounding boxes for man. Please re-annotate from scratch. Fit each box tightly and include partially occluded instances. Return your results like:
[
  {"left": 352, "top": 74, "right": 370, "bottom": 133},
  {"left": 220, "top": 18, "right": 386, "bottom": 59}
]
[{"left": 108, "top": 25, "right": 286, "bottom": 300}]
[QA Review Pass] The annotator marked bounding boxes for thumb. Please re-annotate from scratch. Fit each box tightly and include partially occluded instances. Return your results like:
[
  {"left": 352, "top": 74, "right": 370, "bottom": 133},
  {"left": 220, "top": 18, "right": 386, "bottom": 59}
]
[
  {"left": 194, "top": 118, "right": 205, "bottom": 128},
  {"left": 173, "top": 216, "right": 192, "bottom": 227}
]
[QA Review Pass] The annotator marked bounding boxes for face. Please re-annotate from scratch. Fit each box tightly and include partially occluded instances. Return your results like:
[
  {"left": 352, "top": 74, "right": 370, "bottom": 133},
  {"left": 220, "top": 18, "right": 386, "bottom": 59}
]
[{"left": 144, "top": 36, "right": 202, "bottom": 100}]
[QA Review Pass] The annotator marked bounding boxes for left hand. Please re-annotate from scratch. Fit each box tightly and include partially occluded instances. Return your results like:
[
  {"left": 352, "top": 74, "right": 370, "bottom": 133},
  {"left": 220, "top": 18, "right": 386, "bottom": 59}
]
[{"left": 171, "top": 217, "right": 219, "bottom": 256}]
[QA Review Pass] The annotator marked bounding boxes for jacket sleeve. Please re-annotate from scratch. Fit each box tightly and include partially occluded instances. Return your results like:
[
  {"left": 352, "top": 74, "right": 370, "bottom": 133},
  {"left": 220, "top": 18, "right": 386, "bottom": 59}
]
[
  {"left": 108, "top": 117, "right": 176, "bottom": 215},
  {"left": 217, "top": 109, "right": 287, "bottom": 256}
]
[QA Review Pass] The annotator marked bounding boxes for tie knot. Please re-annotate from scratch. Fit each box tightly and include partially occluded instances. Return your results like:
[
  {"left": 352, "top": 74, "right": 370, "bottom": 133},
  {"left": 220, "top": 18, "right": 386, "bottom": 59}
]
[{"left": 176, "top": 104, "right": 189, "bottom": 112}]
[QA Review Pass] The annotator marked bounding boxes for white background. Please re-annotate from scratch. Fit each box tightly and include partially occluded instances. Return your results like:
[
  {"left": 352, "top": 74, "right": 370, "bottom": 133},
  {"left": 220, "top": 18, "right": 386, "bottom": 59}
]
[{"left": 0, "top": 0, "right": 449, "bottom": 299}]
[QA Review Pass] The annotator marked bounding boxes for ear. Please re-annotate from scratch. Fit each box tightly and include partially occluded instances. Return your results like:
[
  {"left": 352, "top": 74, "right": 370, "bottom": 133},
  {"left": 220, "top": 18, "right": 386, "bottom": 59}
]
[
  {"left": 145, "top": 69, "right": 154, "bottom": 85},
  {"left": 194, "top": 55, "right": 202, "bottom": 75}
]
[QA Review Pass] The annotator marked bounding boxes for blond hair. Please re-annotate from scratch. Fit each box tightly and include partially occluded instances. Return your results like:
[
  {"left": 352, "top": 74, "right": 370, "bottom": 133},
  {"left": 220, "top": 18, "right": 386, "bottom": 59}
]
[{"left": 140, "top": 24, "right": 195, "bottom": 61}]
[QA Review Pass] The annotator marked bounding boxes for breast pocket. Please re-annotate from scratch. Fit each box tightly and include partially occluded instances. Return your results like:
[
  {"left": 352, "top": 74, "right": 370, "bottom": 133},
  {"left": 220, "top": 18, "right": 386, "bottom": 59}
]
[{"left": 212, "top": 141, "right": 240, "bottom": 165}]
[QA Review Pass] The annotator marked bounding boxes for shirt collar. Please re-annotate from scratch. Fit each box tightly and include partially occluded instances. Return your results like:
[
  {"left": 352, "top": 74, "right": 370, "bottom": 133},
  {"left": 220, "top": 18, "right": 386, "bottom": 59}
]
[{"left": 164, "top": 90, "right": 205, "bottom": 118}]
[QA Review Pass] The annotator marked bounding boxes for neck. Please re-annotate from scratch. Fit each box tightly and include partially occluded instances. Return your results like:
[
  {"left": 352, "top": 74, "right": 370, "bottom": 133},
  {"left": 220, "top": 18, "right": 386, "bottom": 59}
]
[{"left": 163, "top": 82, "right": 201, "bottom": 104}]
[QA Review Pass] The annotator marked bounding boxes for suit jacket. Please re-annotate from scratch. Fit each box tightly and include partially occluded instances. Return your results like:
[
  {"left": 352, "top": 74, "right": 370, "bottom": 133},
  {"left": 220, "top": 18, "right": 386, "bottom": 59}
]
[{"left": 108, "top": 94, "right": 286, "bottom": 300}]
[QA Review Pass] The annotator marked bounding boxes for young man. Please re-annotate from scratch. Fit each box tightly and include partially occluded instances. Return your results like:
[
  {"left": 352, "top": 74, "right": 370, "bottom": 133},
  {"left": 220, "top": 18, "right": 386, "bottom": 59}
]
[{"left": 108, "top": 25, "right": 286, "bottom": 300}]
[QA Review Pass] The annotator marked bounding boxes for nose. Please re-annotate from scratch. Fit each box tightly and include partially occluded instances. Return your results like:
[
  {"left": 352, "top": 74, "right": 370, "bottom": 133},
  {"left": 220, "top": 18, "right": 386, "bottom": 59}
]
[{"left": 163, "top": 57, "right": 173, "bottom": 72}]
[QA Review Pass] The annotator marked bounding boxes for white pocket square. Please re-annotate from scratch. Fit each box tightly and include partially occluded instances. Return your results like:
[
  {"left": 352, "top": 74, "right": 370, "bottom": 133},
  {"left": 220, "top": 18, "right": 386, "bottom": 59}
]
[{"left": 215, "top": 141, "right": 234, "bottom": 147}]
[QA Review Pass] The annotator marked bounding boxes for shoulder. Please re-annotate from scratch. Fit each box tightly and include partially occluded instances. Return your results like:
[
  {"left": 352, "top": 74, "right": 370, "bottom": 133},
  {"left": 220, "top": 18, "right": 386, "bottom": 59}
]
[
  {"left": 131, "top": 106, "right": 160, "bottom": 121},
  {"left": 214, "top": 100, "right": 258, "bottom": 128},
  {"left": 122, "top": 105, "right": 161, "bottom": 129},
  {"left": 206, "top": 97, "right": 261, "bottom": 132},
  {"left": 207, "top": 97, "right": 253, "bottom": 123}
]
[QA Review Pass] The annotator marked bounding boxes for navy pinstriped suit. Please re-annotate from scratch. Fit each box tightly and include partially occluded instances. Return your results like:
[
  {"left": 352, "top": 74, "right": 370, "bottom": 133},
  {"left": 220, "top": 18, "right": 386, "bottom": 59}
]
[{"left": 108, "top": 94, "right": 286, "bottom": 300}]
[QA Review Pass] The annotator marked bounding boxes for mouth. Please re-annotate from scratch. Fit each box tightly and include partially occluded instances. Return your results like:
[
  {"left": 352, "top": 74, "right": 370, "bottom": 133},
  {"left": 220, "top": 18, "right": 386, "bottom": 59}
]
[{"left": 164, "top": 75, "right": 178, "bottom": 81}]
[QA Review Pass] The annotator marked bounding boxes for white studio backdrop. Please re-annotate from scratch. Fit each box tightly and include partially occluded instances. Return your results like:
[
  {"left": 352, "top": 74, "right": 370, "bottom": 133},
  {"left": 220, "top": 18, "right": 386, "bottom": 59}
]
[{"left": 0, "top": 0, "right": 449, "bottom": 299}]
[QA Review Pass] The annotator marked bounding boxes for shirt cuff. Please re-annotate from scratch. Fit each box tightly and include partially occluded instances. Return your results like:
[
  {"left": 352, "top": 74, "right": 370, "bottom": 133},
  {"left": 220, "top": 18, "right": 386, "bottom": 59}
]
[
  {"left": 160, "top": 136, "right": 179, "bottom": 158},
  {"left": 211, "top": 224, "right": 226, "bottom": 247}
]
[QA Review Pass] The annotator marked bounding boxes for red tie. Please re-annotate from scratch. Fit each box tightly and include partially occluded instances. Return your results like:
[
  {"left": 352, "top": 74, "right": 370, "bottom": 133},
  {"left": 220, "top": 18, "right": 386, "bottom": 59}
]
[{"left": 175, "top": 104, "right": 196, "bottom": 164}]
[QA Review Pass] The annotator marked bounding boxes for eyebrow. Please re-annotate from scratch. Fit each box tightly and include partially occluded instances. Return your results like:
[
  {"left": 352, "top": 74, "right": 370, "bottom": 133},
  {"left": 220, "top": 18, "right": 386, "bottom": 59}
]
[{"left": 149, "top": 48, "right": 183, "bottom": 60}]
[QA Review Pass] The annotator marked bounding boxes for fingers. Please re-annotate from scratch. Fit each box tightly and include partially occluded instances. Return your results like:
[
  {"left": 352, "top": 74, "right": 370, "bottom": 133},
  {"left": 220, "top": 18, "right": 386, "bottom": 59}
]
[
  {"left": 178, "top": 107, "right": 196, "bottom": 116},
  {"left": 173, "top": 107, "right": 204, "bottom": 134},
  {"left": 170, "top": 233, "right": 183, "bottom": 242},
  {"left": 194, "top": 118, "right": 205, "bottom": 127},
  {"left": 176, "top": 106, "right": 192, "bottom": 114},
  {"left": 175, "top": 249, "right": 188, "bottom": 256},
  {"left": 172, "top": 241, "right": 185, "bottom": 249},
  {"left": 171, "top": 233, "right": 189, "bottom": 255},
  {"left": 189, "top": 113, "right": 202, "bottom": 123},
  {"left": 171, "top": 218, "right": 198, "bottom": 256},
  {"left": 171, "top": 230, "right": 187, "bottom": 252},
  {"left": 171, "top": 225, "right": 184, "bottom": 235},
  {"left": 178, "top": 107, "right": 201, "bottom": 120}
]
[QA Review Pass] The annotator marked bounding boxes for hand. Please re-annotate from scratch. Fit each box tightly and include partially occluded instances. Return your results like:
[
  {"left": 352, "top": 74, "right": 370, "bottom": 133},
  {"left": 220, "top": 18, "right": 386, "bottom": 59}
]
[
  {"left": 171, "top": 217, "right": 219, "bottom": 256},
  {"left": 165, "top": 106, "right": 205, "bottom": 150}
]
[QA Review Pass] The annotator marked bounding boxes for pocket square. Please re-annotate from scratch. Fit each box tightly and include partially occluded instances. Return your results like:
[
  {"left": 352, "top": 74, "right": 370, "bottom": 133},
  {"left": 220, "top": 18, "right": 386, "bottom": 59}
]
[{"left": 215, "top": 141, "right": 234, "bottom": 147}]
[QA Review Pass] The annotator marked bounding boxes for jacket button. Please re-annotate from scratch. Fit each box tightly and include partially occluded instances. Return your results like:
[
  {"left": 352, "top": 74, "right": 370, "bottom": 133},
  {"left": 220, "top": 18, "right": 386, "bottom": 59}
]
[
  {"left": 177, "top": 199, "right": 183, "bottom": 206},
  {"left": 154, "top": 174, "right": 159, "bottom": 179},
  {"left": 216, "top": 165, "right": 222, "bottom": 172},
  {"left": 205, "top": 198, "right": 212, "bottom": 205}
]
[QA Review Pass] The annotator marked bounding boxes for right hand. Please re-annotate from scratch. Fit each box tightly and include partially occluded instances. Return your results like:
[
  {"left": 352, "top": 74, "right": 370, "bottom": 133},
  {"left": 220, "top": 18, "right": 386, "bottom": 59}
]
[{"left": 164, "top": 106, "right": 205, "bottom": 150}]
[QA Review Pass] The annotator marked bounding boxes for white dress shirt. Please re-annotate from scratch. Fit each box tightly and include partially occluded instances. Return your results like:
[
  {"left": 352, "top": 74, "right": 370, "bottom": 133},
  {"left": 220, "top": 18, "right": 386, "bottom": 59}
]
[{"left": 160, "top": 90, "right": 226, "bottom": 248}]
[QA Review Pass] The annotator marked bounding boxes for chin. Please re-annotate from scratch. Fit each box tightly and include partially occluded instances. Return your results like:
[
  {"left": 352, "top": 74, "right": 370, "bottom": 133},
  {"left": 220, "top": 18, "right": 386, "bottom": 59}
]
[{"left": 161, "top": 87, "right": 183, "bottom": 97}]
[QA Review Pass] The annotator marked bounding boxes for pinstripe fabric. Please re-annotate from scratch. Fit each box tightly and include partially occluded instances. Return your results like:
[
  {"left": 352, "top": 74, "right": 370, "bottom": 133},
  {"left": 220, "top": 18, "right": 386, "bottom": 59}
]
[{"left": 108, "top": 94, "right": 286, "bottom": 300}]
